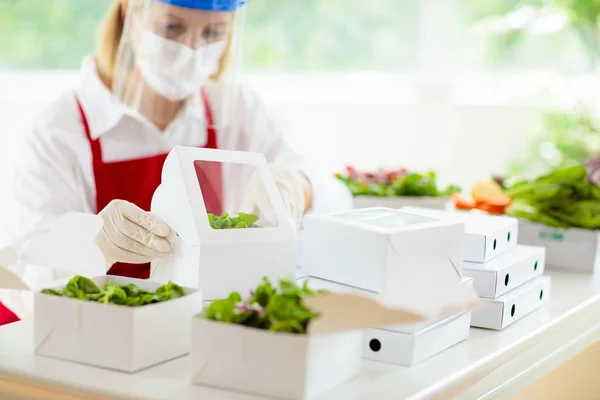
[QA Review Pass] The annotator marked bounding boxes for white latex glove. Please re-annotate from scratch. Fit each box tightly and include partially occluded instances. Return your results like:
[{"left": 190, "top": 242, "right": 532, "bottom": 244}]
[
  {"left": 96, "top": 200, "right": 175, "bottom": 266},
  {"left": 244, "top": 165, "right": 308, "bottom": 227}
]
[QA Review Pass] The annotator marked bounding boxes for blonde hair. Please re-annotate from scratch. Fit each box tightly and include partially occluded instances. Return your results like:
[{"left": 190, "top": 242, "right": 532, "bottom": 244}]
[{"left": 96, "top": 0, "right": 232, "bottom": 88}]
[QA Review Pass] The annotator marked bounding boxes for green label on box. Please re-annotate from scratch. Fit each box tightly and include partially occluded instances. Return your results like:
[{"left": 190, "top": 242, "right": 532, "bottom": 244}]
[{"left": 539, "top": 231, "right": 564, "bottom": 241}]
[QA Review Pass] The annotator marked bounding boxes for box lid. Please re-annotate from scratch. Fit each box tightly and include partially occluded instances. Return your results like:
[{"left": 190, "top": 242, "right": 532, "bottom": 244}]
[
  {"left": 314, "top": 207, "right": 458, "bottom": 235},
  {"left": 303, "top": 277, "right": 482, "bottom": 335},
  {"left": 0, "top": 212, "right": 107, "bottom": 291}
]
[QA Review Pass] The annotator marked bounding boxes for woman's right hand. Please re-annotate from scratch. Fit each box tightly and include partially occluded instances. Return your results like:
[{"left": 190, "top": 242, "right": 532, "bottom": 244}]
[{"left": 96, "top": 199, "right": 175, "bottom": 266}]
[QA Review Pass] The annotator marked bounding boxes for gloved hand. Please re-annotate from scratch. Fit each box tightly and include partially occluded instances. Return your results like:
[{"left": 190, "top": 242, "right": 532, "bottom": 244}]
[
  {"left": 96, "top": 200, "right": 175, "bottom": 266},
  {"left": 243, "top": 165, "right": 310, "bottom": 227}
]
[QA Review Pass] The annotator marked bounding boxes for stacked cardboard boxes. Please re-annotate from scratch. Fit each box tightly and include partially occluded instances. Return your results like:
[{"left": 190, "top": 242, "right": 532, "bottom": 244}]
[{"left": 401, "top": 207, "right": 551, "bottom": 330}]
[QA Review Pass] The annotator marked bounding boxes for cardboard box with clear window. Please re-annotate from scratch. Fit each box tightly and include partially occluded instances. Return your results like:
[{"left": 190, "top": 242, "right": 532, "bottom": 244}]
[
  {"left": 150, "top": 146, "right": 298, "bottom": 301},
  {"left": 302, "top": 207, "right": 466, "bottom": 297}
]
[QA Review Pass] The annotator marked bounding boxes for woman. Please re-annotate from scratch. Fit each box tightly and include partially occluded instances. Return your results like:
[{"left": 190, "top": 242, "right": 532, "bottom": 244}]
[{"left": 1, "top": 0, "right": 352, "bottom": 325}]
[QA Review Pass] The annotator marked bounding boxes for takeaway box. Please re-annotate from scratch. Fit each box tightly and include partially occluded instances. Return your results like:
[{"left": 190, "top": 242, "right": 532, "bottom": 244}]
[
  {"left": 302, "top": 207, "right": 465, "bottom": 294},
  {"left": 470, "top": 275, "right": 551, "bottom": 330},
  {"left": 463, "top": 245, "right": 546, "bottom": 299},
  {"left": 191, "top": 273, "right": 482, "bottom": 400},
  {"left": 151, "top": 146, "right": 297, "bottom": 301},
  {"left": 401, "top": 207, "right": 519, "bottom": 263},
  {"left": 0, "top": 212, "right": 203, "bottom": 373}
]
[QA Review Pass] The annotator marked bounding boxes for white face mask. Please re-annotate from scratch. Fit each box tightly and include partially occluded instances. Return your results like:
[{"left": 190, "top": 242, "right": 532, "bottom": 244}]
[{"left": 136, "top": 30, "right": 227, "bottom": 101}]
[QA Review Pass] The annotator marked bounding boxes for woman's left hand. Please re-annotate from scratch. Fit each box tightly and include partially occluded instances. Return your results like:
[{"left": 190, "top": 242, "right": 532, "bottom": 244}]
[{"left": 244, "top": 165, "right": 312, "bottom": 227}]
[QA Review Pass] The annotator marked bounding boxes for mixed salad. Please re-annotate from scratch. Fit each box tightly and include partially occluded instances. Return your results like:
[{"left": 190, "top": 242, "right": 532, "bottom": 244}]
[
  {"left": 204, "top": 277, "right": 328, "bottom": 334},
  {"left": 42, "top": 275, "right": 184, "bottom": 307},
  {"left": 335, "top": 166, "right": 461, "bottom": 197}
]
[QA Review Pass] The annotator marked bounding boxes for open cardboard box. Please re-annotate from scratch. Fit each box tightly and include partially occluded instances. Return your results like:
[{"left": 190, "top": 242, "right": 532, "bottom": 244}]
[
  {"left": 352, "top": 196, "right": 449, "bottom": 210},
  {"left": 0, "top": 213, "right": 203, "bottom": 372},
  {"left": 517, "top": 220, "right": 599, "bottom": 273},
  {"left": 471, "top": 275, "right": 551, "bottom": 330},
  {"left": 302, "top": 208, "right": 465, "bottom": 295},
  {"left": 151, "top": 146, "right": 297, "bottom": 301},
  {"left": 363, "top": 311, "right": 472, "bottom": 367},
  {"left": 463, "top": 245, "right": 546, "bottom": 299},
  {"left": 401, "top": 207, "right": 518, "bottom": 263},
  {"left": 295, "top": 275, "right": 474, "bottom": 333},
  {"left": 191, "top": 278, "right": 483, "bottom": 400}
]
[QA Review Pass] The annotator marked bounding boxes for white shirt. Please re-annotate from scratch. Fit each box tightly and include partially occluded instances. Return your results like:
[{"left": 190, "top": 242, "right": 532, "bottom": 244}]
[{"left": 2, "top": 59, "right": 352, "bottom": 318}]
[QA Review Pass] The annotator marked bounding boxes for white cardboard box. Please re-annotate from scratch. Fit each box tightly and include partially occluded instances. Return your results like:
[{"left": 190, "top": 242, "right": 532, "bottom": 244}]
[
  {"left": 463, "top": 245, "right": 546, "bottom": 299},
  {"left": 401, "top": 207, "right": 519, "bottom": 263},
  {"left": 192, "top": 268, "right": 482, "bottom": 399},
  {"left": 0, "top": 213, "right": 204, "bottom": 372},
  {"left": 303, "top": 208, "right": 466, "bottom": 296},
  {"left": 517, "top": 220, "right": 599, "bottom": 273},
  {"left": 363, "top": 311, "right": 471, "bottom": 367},
  {"left": 471, "top": 275, "right": 551, "bottom": 330},
  {"left": 353, "top": 196, "right": 449, "bottom": 210},
  {"left": 192, "top": 317, "right": 362, "bottom": 400},
  {"left": 151, "top": 147, "right": 298, "bottom": 300},
  {"left": 35, "top": 276, "right": 202, "bottom": 372},
  {"left": 295, "top": 275, "right": 474, "bottom": 333}
]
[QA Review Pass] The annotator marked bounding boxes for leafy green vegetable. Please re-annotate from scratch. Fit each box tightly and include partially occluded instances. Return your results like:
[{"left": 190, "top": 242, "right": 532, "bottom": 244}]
[
  {"left": 208, "top": 213, "right": 260, "bottom": 229},
  {"left": 41, "top": 275, "right": 184, "bottom": 307},
  {"left": 204, "top": 277, "right": 328, "bottom": 334},
  {"left": 336, "top": 169, "right": 460, "bottom": 198},
  {"left": 505, "top": 165, "right": 600, "bottom": 229}
]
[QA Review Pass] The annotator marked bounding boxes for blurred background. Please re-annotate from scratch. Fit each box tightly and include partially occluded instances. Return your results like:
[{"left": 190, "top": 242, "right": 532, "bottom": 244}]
[{"left": 2, "top": 0, "right": 600, "bottom": 232}]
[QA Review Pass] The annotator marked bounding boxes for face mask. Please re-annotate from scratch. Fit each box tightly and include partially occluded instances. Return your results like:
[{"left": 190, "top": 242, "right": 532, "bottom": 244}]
[{"left": 136, "top": 30, "right": 227, "bottom": 101}]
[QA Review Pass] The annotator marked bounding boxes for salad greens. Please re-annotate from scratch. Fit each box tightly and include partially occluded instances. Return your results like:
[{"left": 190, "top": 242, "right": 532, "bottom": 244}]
[
  {"left": 505, "top": 165, "right": 600, "bottom": 229},
  {"left": 41, "top": 275, "right": 184, "bottom": 306},
  {"left": 336, "top": 166, "right": 460, "bottom": 197},
  {"left": 208, "top": 213, "right": 260, "bottom": 229},
  {"left": 204, "top": 277, "right": 328, "bottom": 334}
]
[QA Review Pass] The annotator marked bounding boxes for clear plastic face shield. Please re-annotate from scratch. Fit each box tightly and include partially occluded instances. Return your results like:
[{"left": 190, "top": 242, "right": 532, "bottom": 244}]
[{"left": 112, "top": 0, "right": 246, "bottom": 124}]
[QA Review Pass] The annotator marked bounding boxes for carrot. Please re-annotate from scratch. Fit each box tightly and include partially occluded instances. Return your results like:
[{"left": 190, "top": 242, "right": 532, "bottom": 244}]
[
  {"left": 451, "top": 193, "right": 476, "bottom": 210},
  {"left": 478, "top": 194, "right": 511, "bottom": 207},
  {"left": 476, "top": 202, "right": 507, "bottom": 215}
]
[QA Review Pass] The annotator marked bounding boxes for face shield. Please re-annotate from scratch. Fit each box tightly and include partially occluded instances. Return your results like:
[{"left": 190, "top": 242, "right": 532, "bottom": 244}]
[{"left": 112, "top": 0, "right": 246, "bottom": 122}]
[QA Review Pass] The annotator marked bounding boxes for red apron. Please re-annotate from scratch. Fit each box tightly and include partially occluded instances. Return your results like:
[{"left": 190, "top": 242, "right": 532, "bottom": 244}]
[{"left": 0, "top": 88, "right": 222, "bottom": 326}]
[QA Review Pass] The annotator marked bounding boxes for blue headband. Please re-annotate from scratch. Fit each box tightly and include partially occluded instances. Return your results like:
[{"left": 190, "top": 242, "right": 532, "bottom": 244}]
[{"left": 155, "top": 0, "right": 247, "bottom": 11}]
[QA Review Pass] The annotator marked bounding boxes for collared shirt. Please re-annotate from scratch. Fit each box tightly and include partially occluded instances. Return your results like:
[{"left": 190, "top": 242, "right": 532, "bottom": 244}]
[{"left": 2, "top": 59, "right": 352, "bottom": 318}]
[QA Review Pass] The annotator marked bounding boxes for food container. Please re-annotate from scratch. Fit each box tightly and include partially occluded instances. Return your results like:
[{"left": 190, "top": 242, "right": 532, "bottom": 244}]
[
  {"left": 151, "top": 146, "right": 297, "bottom": 300},
  {"left": 191, "top": 281, "right": 481, "bottom": 400},
  {"left": 0, "top": 213, "right": 203, "bottom": 372},
  {"left": 35, "top": 276, "right": 202, "bottom": 372},
  {"left": 463, "top": 245, "right": 546, "bottom": 299},
  {"left": 363, "top": 311, "right": 471, "bottom": 367},
  {"left": 401, "top": 207, "right": 519, "bottom": 263},
  {"left": 517, "top": 220, "right": 599, "bottom": 273},
  {"left": 303, "top": 208, "right": 466, "bottom": 300},
  {"left": 470, "top": 275, "right": 551, "bottom": 330},
  {"left": 295, "top": 275, "right": 474, "bottom": 367}
]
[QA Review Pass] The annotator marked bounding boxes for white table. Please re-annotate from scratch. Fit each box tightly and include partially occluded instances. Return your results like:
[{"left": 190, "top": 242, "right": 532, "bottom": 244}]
[{"left": 1, "top": 270, "right": 599, "bottom": 400}]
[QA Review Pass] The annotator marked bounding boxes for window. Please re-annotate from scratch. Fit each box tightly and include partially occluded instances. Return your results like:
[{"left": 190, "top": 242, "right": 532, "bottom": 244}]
[
  {"left": 0, "top": 0, "right": 418, "bottom": 72},
  {"left": 458, "top": 0, "right": 596, "bottom": 74}
]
